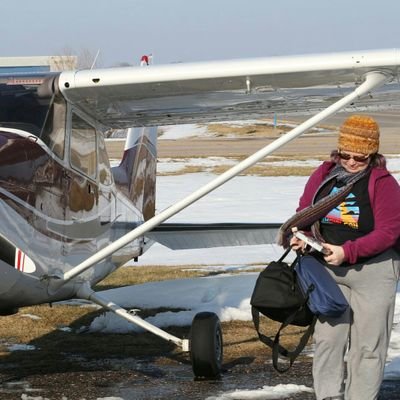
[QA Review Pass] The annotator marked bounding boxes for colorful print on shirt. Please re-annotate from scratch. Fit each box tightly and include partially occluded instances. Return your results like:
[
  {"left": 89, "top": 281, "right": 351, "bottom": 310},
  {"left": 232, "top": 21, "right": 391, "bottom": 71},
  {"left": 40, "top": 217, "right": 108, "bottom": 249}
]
[{"left": 321, "top": 187, "right": 359, "bottom": 229}]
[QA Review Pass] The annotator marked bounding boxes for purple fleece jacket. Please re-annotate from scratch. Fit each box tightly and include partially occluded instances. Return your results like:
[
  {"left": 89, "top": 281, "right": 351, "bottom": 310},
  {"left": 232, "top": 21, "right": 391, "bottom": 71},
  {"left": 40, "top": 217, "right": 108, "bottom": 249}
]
[{"left": 297, "top": 161, "right": 400, "bottom": 264}]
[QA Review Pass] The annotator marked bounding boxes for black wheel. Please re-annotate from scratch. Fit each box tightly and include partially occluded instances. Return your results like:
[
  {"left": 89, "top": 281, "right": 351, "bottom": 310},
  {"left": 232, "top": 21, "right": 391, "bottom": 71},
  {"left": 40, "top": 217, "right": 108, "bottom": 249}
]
[{"left": 190, "top": 311, "right": 223, "bottom": 379}]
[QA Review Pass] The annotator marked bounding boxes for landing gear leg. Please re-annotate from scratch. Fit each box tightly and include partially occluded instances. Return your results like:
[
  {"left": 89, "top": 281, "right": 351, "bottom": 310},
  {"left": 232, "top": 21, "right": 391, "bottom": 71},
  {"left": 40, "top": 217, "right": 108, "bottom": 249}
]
[{"left": 76, "top": 284, "right": 223, "bottom": 379}]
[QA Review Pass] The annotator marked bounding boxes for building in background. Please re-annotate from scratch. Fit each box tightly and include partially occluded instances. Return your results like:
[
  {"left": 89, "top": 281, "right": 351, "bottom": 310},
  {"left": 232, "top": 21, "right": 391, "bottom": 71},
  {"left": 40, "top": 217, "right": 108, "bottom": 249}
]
[{"left": 0, "top": 56, "right": 77, "bottom": 85}]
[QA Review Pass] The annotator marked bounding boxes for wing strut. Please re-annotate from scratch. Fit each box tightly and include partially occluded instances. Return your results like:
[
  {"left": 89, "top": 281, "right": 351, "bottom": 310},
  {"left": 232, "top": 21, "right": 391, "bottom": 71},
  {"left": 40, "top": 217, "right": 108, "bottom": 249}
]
[{"left": 46, "top": 71, "right": 389, "bottom": 292}]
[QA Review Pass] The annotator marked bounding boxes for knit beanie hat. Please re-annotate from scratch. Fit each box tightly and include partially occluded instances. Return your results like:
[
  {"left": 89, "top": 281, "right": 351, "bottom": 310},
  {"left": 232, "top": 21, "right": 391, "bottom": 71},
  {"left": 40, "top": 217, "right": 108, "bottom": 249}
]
[{"left": 338, "top": 115, "right": 380, "bottom": 154}]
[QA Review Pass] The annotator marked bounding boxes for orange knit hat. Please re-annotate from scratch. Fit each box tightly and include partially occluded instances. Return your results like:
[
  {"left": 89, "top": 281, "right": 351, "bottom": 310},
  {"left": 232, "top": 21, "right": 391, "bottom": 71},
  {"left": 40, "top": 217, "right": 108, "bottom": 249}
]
[{"left": 338, "top": 115, "right": 380, "bottom": 154}]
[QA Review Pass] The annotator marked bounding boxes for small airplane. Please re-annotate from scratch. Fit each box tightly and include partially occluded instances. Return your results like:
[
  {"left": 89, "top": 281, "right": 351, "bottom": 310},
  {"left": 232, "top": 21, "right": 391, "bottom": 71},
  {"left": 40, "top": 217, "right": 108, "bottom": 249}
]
[{"left": 0, "top": 48, "right": 399, "bottom": 379}]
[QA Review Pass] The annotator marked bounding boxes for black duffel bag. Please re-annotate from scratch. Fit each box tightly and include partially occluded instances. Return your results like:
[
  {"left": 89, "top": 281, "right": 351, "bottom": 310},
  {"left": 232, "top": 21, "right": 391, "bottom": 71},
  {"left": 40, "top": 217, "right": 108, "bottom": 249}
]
[{"left": 250, "top": 248, "right": 316, "bottom": 372}]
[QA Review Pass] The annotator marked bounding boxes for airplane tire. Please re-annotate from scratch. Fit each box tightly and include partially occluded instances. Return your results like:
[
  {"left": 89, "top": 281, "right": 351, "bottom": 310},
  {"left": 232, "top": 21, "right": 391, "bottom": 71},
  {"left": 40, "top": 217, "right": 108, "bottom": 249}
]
[{"left": 190, "top": 311, "right": 223, "bottom": 379}]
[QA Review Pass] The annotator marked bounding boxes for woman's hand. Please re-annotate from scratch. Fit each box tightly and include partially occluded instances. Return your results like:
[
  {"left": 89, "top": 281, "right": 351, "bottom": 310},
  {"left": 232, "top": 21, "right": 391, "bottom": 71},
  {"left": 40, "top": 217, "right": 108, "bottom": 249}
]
[{"left": 322, "top": 243, "right": 345, "bottom": 266}]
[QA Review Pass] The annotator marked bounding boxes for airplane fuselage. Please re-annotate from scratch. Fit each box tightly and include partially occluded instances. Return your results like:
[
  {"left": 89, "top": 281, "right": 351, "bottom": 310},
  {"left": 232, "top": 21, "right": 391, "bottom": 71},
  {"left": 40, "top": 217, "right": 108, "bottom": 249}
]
[{"left": 0, "top": 81, "right": 155, "bottom": 313}]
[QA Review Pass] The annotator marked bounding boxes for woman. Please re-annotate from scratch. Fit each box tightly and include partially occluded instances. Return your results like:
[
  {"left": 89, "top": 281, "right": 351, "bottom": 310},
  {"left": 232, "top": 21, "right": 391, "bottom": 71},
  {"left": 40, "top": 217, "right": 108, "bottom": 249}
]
[{"left": 286, "top": 115, "right": 400, "bottom": 400}]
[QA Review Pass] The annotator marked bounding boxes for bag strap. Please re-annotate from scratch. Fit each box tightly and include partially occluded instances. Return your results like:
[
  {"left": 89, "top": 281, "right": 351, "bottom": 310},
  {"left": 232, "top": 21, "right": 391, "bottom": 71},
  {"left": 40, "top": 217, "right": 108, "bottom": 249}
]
[
  {"left": 271, "top": 311, "right": 317, "bottom": 373},
  {"left": 251, "top": 289, "right": 317, "bottom": 373},
  {"left": 252, "top": 306, "right": 290, "bottom": 357},
  {"left": 277, "top": 247, "right": 291, "bottom": 263}
]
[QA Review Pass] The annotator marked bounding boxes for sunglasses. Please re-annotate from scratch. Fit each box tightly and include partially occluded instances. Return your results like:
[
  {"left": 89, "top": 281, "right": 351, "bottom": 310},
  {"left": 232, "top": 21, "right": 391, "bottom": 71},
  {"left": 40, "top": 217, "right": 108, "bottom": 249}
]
[{"left": 338, "top": 151, "right": 370, "bottom": 163}]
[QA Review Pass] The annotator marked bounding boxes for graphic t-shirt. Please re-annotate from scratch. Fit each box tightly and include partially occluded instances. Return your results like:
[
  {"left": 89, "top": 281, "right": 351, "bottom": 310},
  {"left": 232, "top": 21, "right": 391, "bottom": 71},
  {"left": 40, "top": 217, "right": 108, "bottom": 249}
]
[{"left": 319, "top": 175, "right": 374, "bottom": 246}]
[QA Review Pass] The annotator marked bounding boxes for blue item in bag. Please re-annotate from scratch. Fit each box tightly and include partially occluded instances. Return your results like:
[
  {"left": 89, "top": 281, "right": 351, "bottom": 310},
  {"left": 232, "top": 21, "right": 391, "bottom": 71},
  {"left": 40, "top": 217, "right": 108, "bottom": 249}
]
[{"left": 295, "top": 254, "right": 349, "bottom": 317}]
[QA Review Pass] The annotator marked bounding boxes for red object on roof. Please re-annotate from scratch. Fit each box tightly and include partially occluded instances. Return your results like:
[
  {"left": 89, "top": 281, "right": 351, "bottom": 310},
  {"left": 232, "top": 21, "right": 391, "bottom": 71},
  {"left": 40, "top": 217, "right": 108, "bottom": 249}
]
[{"left": 140, "top": 55, "right": 149, "bottom": 65}]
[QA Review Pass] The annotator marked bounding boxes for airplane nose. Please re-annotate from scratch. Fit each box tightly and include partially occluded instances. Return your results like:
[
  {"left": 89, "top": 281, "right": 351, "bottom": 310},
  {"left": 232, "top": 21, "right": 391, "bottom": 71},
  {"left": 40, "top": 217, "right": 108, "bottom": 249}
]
[{"left": 0, "top": 258, "right": 20, "bottom": 295}]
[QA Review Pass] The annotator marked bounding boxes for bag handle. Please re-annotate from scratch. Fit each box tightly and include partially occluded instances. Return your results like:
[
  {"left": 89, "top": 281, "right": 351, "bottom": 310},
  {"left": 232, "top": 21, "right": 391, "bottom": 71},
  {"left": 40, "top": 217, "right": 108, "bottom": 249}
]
[
  {"left": 251, "top": 290, "right": 316, "bottom": 373},
  {"left": 252, "top": 306, "right": 291, "bottom": 359},
  {"left": 271, "top": 284, "right": 316, "bottom": 372},
  {"left": 271, "top": 311, "right": 316, "bottom": 373}
]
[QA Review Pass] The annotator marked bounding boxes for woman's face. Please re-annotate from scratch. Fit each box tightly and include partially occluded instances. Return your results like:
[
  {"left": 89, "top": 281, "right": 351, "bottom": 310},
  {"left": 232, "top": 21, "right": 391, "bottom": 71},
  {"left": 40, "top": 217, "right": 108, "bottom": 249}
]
[{"left": 338, "top": 150, "right": 370, "bottom": 173}]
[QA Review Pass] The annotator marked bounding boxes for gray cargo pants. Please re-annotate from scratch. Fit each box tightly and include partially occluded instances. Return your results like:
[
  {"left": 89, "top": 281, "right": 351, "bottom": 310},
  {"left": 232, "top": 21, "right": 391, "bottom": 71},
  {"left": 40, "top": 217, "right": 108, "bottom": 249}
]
[{"left": 312, "top": 248, "right": 399, "bottom": 400}]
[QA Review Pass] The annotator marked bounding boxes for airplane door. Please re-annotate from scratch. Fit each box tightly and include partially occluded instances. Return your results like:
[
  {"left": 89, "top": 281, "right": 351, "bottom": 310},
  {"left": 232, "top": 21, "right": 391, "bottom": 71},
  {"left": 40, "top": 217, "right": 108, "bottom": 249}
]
[
  {"left": 97, "top": 131, "right": 116, "bottom": 233},
  {"left": 63, "top": 112, "right": 99, "bottom": 243}
]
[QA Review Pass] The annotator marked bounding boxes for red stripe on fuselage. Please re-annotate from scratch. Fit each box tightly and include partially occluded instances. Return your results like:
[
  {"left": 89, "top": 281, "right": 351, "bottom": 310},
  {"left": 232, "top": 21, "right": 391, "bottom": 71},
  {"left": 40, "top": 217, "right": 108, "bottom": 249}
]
[
  {"left": 16, "top": 249, "right": 22, "bottom": 270},
  {"left": 16, "top": 249, "right": 25, "bottom": 271}
]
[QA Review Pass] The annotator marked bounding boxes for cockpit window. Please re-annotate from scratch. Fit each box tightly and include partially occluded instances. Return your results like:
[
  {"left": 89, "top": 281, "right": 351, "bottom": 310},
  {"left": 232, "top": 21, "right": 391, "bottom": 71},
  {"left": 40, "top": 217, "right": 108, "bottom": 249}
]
[
  {"left": 70, "top": 113, "right": 97, "bottom": 179},
  {"left": 0, "top": 84, "right": 50, "bottom": 135}
]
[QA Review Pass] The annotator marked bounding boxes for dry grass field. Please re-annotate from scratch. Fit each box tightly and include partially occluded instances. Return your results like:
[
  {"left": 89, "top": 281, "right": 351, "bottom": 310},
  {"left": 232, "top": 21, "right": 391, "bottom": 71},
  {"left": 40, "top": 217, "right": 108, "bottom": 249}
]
[{"left": 204, "top": 121, "right": 336, "bottom": 138}]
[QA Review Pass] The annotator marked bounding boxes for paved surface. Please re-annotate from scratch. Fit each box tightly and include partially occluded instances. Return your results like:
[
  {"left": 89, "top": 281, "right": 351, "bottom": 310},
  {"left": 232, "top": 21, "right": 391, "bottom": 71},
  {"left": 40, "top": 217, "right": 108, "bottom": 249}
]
[
  {"left": 106, "top": 115, "right": 400, "bottom": 159},
  {"left": 157, "top": 130, "right": 400, "bottom": 158}
]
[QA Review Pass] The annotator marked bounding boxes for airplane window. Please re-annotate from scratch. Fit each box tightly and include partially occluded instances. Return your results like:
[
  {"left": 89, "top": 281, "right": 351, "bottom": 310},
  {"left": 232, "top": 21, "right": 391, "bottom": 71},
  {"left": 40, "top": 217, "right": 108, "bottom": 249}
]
[
  {"left": 70, "top": 113, "right": 97, "bottom": 179},
  {"left": 40, "top": 96, "right": 66, "bottom": 159},
  {"left": 0, "top": 84, "right": 50, "bottom": 136}
]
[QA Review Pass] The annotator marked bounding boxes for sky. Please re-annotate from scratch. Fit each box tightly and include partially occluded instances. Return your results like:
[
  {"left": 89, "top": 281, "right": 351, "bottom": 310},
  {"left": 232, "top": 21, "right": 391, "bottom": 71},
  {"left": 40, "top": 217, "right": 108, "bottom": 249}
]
[{"left": 2, "top": 0, "right": 400, "bottom": 67}]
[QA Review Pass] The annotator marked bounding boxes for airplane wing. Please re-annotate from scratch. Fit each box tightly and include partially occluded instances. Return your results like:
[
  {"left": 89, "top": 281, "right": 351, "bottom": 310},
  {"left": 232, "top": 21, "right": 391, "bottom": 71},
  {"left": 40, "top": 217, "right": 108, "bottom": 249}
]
[
  {"left": 146, "top": 223, "right": 281, "bottom": 250},
  {"left": 57, "top": 49, "right": 400, "bottom": 128}
]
